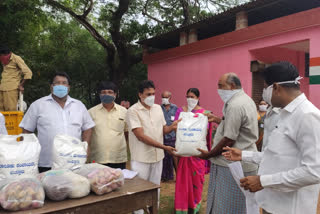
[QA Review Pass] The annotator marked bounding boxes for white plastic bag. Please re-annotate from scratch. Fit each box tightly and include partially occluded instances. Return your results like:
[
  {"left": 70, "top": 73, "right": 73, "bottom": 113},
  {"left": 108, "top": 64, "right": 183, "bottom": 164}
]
[
  {"left": 0, "top": 134, "right": 41, "bottom": 180},
  {"left": 52, "top": 135, "right": 88, "bottom": 170},
  {"left": 175, "top": 112, "right": 208, "bottom": 156},
  {"left": 0, "top": 176, "right": 45, "bottom": 211},
  {"left": 39, "top": 169, "right": 90, "bottom": 201},
  {"left": 73, "top": 163, "right": 124, "bottom": 195}
]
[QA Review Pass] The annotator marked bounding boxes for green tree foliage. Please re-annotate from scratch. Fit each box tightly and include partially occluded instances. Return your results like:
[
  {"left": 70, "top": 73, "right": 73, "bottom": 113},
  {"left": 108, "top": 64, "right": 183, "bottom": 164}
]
[{"left": 1, "top": 0, "right": 247, "bottom": 108}]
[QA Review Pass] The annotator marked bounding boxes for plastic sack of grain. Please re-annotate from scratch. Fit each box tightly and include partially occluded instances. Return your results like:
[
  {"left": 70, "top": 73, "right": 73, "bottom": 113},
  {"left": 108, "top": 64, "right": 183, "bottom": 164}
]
[
  {"left": 73, "top": 163, "right": 124, "bottom": 195},
  {"left": 0, "top": 176, "right": 44, "bottom": 211},
  {"left": 0, "top": 134, "right": 41, "bottom": 180},
  {"left": 38, "top": 169, "right": 90, "bottom": 201},
  {"left": 52, "top": 134, "right": 88, "bottom": 170},
  {"left": 175, "top": 112, "right": 208, "bottom": 156}
]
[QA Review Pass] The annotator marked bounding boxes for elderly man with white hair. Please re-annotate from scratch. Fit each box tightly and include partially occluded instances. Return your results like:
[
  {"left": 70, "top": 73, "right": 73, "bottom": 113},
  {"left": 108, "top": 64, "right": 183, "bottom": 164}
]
[{"left": 198, "top": 72, "right": 259, "bottom": 214}]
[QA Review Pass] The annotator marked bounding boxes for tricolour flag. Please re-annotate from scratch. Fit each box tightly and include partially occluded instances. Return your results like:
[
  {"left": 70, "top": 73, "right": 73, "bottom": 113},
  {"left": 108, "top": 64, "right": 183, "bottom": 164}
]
[{"left": 310, "top": 57, "right": 320, "bottom": 84}]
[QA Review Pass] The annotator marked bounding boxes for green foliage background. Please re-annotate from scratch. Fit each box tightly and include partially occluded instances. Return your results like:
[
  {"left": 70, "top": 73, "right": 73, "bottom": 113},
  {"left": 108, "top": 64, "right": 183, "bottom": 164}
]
[{"left": 0, "top": 0, "right": 247, "bottom": 108}]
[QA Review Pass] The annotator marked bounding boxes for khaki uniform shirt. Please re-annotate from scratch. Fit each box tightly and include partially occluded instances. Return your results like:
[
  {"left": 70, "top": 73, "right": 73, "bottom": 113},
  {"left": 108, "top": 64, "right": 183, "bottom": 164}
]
[
  {"left": 126, "top": 101, "right": 166, "bottom": 163},
  {"left": 210, "top": 90, "right": 259, "bottom": 172},
  {"left": 88, "top": 103, "right": 128, "bottom": 164},
  {"left": 0, "top": 53, "right": 32, "bottom": 91}
]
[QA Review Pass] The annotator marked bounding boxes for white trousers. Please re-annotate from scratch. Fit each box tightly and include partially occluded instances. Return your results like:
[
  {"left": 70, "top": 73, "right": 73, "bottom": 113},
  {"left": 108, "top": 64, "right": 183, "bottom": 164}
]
[{"left": 131, "top": 160, "right": 162, "bottom": 214}]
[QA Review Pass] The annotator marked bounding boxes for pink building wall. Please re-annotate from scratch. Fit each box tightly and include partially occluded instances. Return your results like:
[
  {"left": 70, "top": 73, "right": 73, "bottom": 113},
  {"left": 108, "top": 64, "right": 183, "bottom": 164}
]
[
  {"left": 250, "top": 46, "right": 308, "bottom": 96},
  {"left": 148, "top": 26, "right": 320, "bottom": 114}
]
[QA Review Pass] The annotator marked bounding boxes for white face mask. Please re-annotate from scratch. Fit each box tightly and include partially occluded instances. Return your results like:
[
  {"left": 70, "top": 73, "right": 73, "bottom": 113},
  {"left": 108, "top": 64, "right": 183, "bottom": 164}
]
[
  {"left": 187, "top": 98, "right": 198, "bottom": 111},
  {"left": 144, "top": 95, "right": 155, "bottom": 107},
  {"left": 259, "top": 105, "right": 268, "bottom": 112},
  {"left": 262, "top": 76, "right": 303, "bottom": 106},
  {"left": 217, "top": 89, "right": 241, "bottom": 103},
  {"left": 162, "top": 98, "right": 170, "bottom": 105},
  {"left": 262, "top": 85, "right": 273, "bottom": 106}
]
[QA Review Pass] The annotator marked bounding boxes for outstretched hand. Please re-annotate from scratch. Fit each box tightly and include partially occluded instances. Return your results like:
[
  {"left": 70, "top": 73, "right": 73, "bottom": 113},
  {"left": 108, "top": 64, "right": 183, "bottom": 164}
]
[
  {"left": 203, "top": 112, "right": 221, "bottom": 123},
  {"left": 165, "top": 145, "right": 178, "bottom": 157},
  {"left": 171, "top": 118, "right": 182, "bottom": 131},
  {"left": 222, "top": 146, "right": 242, "bottom": 161},
  {"left": 196, "top": 148, "right": 210, "bottom": 160}
]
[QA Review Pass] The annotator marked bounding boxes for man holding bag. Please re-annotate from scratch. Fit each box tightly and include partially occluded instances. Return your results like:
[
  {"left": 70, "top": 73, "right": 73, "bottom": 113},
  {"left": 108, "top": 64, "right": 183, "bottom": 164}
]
[
  {"left": 198, "top": 73, "right": 258, "bottom": 214},
  {"left": 126, "top": 80, "right": 179, "bottom": 214}
]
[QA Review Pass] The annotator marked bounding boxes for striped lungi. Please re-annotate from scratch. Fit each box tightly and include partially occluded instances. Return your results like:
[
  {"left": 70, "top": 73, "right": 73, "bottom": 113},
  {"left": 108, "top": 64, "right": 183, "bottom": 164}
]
[{"left": 206, "top": 163, "right": 256, "bottom": 214}]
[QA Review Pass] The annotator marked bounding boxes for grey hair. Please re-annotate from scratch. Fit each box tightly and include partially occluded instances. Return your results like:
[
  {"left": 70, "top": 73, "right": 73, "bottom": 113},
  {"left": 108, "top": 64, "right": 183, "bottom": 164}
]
[
  {"left": 226, "top": 73, "right": 242, "bottom": 89},
  {"left": 162, "top": 90, "right": 172, "bottom": 97}
]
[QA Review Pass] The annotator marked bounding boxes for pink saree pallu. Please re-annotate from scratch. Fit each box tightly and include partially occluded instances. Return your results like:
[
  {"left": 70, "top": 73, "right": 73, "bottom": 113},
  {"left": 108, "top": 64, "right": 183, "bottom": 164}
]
[
  {"left": 175, "top": 156, "right": 206, "bottom": 214},
  {"left": 174, "top": 107, "right": 213, "bottom": 214}
]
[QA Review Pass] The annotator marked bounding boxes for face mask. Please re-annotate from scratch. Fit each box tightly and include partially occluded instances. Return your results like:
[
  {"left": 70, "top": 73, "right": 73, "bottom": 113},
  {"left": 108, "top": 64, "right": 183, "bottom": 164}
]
[
  {"left": 53, "top": 85, "right": 69, "bottom": 98},
  {"left": 259, "top": 105, "right": 268, "bottom": 112},
  {"left": 187, "top": 98, "right": 198, "bottom": 111},
  {"left": 262, "top": 76, "right": 303, "bottom": 106},
  {"left": 162, "top": 98, "right": 170, "bottom": 105},
  {"left": 144, "top": 95, "right": 155, "bottom": 107},
  {"left": 262, "top": 85, "right": 273, "bottom": 106},
  {"left": 217, "top": 89, "right": 241, "bottom": 103},
  {"left": 100, "top": 94, "right": 115, "bottom": 104},
  {"left": 0, "top": 53, "right": 11, "bottom": 65}
]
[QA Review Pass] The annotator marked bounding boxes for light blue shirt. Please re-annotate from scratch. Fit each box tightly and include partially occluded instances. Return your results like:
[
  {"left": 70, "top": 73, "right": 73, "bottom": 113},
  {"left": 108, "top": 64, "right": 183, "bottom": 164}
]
[{"left": 161, "top": 103, "right": 178, "bottom": 141}]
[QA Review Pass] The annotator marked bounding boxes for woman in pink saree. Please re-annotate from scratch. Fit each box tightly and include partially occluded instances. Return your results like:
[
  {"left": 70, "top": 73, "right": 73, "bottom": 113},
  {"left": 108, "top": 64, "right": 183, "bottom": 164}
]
[{"left": 174, "top": 88, "right": 213, "bottom": 214}]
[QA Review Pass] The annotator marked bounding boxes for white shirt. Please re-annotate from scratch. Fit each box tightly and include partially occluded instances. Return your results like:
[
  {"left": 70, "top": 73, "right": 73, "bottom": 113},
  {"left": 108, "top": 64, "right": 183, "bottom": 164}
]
[
  {"left": 243, "top": 94, "right": 320, "bottom": 214},
  {"left": 261, "top": 107, "right": 280, "bottom": 151},
  {"left": 0, "top": 113, "right": 7, "bottom": 134},
  {"left": 242, "top": 107, "right": 280, "bottom": 164},
  {"left": 19, "top": 95, "right": 95, "bottom": 167}
]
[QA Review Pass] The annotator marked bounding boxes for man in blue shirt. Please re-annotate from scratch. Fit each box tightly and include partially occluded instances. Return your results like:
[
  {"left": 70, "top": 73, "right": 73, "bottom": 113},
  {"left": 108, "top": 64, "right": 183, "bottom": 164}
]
[{"left": 161, "top": 90, "right": 178, "bottom": 181}]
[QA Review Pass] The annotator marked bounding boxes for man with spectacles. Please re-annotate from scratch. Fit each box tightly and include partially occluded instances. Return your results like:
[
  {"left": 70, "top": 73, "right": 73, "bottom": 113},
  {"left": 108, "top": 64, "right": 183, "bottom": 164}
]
[
  {"left": 19, "top": 72, "right": 95, "bottom": 173},
  {"left": 88, "top": 81, "right": 128, "bottom": 169}
]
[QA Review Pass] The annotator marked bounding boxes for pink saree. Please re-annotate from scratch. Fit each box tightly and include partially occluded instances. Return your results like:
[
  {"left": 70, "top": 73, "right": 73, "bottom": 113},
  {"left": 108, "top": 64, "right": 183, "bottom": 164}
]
[{"left": 174, "top": 107, "right": 213, "bottom": 214}]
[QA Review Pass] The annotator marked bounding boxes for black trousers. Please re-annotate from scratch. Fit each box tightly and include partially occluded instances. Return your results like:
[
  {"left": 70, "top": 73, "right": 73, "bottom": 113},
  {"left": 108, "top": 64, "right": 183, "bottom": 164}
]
[
  {"left": 102, "top": 162, "right": 126, "bottom": 170},
  {"left": 38, "top": 167, "right": 51, "bottom": 173}
]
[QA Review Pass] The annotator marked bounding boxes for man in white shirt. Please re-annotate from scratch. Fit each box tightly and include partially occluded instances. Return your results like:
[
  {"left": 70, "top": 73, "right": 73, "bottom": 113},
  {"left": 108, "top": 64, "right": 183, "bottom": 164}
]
[
  {"left": 19, "top": 72, "right": 95, "bottom": 173},
  {"left": 223, "top": 61, "right": 320, "bottom": 214}
]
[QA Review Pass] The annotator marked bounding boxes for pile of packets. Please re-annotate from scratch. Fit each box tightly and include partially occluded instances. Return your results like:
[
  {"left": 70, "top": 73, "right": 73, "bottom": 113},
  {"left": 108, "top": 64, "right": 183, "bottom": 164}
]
[{"left": 0, "top": 134, "right": 124, "bottom": 211}]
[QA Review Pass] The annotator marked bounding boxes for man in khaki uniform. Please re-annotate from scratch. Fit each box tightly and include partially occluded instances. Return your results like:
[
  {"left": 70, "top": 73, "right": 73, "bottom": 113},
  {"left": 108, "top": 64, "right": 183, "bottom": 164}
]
[
  {"left": 88, "top": 81, "right": 128, "bottom": 169},
  {"left": 0, "top": 45, "right": 32, "bottom": 111}
]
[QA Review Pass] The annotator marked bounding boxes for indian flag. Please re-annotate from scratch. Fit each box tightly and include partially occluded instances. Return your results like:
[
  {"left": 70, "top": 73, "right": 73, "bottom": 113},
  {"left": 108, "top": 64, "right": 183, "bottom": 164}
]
[{"left": 310, "top": 57, "right": 320, "bottom": 84}]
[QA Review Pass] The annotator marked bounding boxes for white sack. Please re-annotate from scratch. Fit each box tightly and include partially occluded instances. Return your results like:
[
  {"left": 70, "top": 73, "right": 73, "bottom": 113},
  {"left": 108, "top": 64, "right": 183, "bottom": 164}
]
[
  {"left": 0, "top": 134, "right": 41, "bottom": 180},
  {"left": 175, "top": 112, "right": 208, "bottom": 156},
  {"left": 52, "top": 134, "right": 88, "bottom": 170}
]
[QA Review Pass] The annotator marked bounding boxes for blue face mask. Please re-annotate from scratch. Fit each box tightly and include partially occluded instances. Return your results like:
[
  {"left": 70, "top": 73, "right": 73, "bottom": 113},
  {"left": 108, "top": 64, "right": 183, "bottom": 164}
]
[
  {"left": 100, "top": 94, "right": 115, "bottom": 104},
  {"left": 53, "top": 85, "right": 69, "bottom": 98}
]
